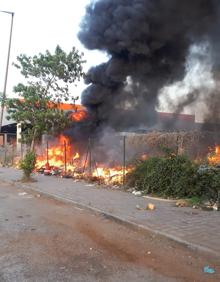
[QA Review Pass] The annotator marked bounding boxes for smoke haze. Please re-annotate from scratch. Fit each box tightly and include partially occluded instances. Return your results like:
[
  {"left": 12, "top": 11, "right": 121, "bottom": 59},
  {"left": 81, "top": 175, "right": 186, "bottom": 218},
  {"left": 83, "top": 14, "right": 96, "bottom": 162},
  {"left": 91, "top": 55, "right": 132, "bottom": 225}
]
[{"left": 78, "top": 0, "right": 220, "bottom": 133}]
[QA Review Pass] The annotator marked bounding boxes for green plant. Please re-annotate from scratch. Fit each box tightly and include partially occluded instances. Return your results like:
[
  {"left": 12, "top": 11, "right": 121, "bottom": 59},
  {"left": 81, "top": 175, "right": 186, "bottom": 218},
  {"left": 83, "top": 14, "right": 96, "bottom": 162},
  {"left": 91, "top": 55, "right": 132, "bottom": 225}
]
[
  {"left": 127, "top": 154, "right": 199, "bottom": 198},
  {"left": 196, "top": 167, "right": 220, "bottom": 204},
  {"left": 6, "top": 45, "right": 85, "bottom": 149},
  {"left": 186, "top": 196, "right": 203, "bottom": 207},
  {"left": 20, "top": 150, "right": 36, "bottom": 180}
]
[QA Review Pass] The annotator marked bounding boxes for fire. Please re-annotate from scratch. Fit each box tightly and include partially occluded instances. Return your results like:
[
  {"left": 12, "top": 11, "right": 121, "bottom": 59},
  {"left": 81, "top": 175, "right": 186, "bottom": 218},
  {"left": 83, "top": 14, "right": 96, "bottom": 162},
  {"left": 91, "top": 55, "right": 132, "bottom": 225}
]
[
  {"left": 36, "top": 134, "right": 131, "bottom": 185},
  {"left": 208, "top": 146, "right": 220, "bottom": 165},
  {"left": 36, "top": 135, "right": 80, "bottom": 170},
  {"left": 70, "top": 110, "right": 87, "bottom": 122},
  {"left": 92, "top": 166, "right": 132, "bottom": 185},
  {"left": 73, "top": 152, "right": 80, "bottom": 160}
]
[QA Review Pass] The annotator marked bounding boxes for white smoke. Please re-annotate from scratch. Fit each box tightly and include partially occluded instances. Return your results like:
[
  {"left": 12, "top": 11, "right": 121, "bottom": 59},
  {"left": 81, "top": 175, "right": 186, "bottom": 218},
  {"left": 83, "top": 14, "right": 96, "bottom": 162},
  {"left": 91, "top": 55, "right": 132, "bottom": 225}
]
[{"left": 158, "top": 42, "right": 216, "bottom": 122}]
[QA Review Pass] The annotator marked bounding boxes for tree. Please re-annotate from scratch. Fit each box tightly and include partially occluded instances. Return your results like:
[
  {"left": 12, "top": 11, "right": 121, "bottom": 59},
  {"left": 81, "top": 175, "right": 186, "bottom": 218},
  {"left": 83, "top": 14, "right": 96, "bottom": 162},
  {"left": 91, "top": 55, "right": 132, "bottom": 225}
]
[
  {"left": 6, "top": 45, "right": 85, "bottom": 149},
  {"left": 19, "top": 150, "right": 36, "bottom": 181}
]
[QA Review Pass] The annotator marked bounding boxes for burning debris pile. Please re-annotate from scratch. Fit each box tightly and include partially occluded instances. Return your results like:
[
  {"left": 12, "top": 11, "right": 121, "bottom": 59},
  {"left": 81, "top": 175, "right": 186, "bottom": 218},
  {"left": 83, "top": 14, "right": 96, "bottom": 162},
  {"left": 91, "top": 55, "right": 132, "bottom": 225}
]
[
  {"left": 34, "top": 130, "right": 220, "bottom": 190},
  {"left": 36, "top": 135, "right": 81, "bottom": 177},
  {"left": 35, "top": 134, "right": 131, "bottom": 185}
]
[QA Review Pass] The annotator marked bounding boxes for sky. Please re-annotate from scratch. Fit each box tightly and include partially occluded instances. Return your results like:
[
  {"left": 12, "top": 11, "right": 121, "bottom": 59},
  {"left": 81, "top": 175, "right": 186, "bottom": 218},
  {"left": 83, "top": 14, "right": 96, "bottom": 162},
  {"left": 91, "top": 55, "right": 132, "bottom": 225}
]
[{"left": 0, "top": 0, "right": 107, "bottom": 99}]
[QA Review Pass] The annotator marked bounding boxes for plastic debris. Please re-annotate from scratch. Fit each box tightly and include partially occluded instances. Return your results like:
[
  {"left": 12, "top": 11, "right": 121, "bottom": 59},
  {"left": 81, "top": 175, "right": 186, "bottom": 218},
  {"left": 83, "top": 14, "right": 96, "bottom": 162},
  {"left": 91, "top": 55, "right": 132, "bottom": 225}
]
[
  {"left": 175, "top": 199, "right": 189, "bottom": 207},
  {"left": 213, "top": 203, "right": 219, "bottom": 211},
  {"left": 136, "top": 205, "right": 142, "bottom": 210},
  {"left": 18, "top": 192, "right": 27, "bottom": 196},
  {"left": 203, "top": 266, "right": 215, "bottom": 274},
  {"left": 146, "top": 203, "right": 156, "bottom": 210},
  {"left": 132, "top": 191, "right": 142, "bottom": 196}
]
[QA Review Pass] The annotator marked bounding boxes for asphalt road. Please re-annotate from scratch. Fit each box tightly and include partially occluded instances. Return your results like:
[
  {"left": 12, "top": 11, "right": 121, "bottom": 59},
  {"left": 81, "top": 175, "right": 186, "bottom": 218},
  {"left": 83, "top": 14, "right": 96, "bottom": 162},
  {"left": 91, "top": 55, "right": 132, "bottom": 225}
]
[{"left": 0, "top": 182, "right": 219, "bottom": 282}]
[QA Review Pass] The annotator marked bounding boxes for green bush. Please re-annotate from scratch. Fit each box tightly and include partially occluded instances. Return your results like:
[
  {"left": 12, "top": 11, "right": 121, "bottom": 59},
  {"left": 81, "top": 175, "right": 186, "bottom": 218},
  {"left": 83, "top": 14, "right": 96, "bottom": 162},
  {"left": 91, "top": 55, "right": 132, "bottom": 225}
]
[
  {"left": 127, "top": 151, "right": 220, "bottom": 202},
  {"left": 127, "top": 154, "right": 199, "bottom": 198},
  {"left": 196, "top": 167, "right": 220, "bottom": 204},
  {"left": 20, "top": 150, "right": 36, "bottom": 180}
]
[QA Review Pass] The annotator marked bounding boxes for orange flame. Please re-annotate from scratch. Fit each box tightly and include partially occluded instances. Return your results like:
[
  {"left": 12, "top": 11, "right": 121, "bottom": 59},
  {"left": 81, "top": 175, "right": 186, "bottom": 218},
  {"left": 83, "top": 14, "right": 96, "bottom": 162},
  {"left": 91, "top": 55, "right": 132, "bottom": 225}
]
[
  {"left": 70, "top": 110, "right": 87, "bottom": 122},
  {"left": 92, "top": 165, "right": 132, "bottom": 184},
  {"left": 208, "top": 146, "right": 220, "bottom": 165},
  {"left": 36, "top": 135, "right": 80, "bottom": 169},
  {"left": 36, "top": 134, "right": 132, "bottom": 185}
]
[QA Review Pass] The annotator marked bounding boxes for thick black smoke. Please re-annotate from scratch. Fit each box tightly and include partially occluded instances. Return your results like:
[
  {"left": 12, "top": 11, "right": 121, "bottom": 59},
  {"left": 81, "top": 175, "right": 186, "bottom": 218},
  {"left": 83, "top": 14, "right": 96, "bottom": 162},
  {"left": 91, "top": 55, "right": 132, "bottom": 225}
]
[{"left": 78, "top": 0, "right": 219, "bottom": 133}]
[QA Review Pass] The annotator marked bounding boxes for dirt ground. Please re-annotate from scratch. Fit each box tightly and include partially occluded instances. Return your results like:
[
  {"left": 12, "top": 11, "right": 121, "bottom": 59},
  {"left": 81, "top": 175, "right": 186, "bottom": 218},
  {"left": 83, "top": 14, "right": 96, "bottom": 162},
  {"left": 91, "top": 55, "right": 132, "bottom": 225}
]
[{"left": 0, "top": 182, "right": 219, "bottom": 282}]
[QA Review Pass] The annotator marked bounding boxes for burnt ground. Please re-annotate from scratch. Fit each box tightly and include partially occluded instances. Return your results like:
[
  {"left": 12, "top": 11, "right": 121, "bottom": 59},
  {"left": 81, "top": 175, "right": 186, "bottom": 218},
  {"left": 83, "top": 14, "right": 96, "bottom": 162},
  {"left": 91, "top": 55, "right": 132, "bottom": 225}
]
[{"left": 0, "top": 182, "right": 219, "bottom": 282}]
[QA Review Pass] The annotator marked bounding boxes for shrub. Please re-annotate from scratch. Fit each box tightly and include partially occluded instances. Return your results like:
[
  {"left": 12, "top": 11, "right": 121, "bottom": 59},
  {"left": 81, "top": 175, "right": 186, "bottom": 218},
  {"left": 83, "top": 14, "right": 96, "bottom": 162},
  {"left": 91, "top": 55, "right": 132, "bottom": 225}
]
[
  {"left": 196, "top": 167, "right": 220, "bottom": 204},
  {"left": 20, "top": 150, "right": 36, "bottom": 180},
  {"left": 127, "top": 154, "right": 199, "bottom": 198}
]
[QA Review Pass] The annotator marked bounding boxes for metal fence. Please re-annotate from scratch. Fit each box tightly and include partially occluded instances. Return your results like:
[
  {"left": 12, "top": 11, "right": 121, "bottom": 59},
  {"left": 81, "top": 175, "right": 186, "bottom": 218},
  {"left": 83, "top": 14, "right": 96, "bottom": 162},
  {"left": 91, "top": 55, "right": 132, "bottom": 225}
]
[
  {"left": 1, "top": 130, "right": 219, "bottom": 181},
  {"left": 0, "top": 133, "right": 23, "bottom": 166},
  {"left": 65, "top": 131, "right": 220, "bottom": 183}
]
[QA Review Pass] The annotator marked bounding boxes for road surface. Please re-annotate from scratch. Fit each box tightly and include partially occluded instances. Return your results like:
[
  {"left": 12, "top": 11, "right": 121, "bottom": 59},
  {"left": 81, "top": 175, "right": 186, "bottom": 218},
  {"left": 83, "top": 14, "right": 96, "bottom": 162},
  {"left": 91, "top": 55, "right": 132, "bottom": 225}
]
[{"left": 0, "top": 182, "right": 219, "bottom": 281}]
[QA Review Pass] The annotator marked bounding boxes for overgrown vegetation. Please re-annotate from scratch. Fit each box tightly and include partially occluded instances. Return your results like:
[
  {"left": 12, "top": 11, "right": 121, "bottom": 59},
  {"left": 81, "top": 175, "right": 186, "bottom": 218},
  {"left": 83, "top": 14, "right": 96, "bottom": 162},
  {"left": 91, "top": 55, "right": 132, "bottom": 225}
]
[
  {"left": 127, "top": 149, "right": 220, "bottom": 204},
  {"left": 19, "top": 150, "right": 36, "bottom": 181},
  {"left": 196, "top": 167, "right": 220, "bottom": 204}
]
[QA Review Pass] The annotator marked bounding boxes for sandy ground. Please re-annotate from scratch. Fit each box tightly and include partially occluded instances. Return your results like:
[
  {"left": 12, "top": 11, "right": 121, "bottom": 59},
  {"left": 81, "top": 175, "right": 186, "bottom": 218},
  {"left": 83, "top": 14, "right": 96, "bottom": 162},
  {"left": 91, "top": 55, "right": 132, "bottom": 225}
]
[{"left": 0, "top": 182, "right": 219, "bottom": 282}]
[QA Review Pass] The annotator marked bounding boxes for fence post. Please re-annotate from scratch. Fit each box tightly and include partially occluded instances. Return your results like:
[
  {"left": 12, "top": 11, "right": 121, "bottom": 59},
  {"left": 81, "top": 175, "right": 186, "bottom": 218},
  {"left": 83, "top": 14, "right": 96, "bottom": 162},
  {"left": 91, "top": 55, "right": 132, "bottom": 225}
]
[
  {"left": 46, "top": 141, "right": 49, "bottom": 164},
  {"left": 4, "top": 144, "right": 7, "bottom": 166},
  {"left": 88, "top": 137, "right": 92, "bottom": 177},
  {"left": 122, "top": 135, "right": 126, "bottom": 186},
  {"left": 64, "top": 141, "right": 67, "bottom": 176},
  {"left": 12, "top": 143, "right": 15, "bottom": 166}
]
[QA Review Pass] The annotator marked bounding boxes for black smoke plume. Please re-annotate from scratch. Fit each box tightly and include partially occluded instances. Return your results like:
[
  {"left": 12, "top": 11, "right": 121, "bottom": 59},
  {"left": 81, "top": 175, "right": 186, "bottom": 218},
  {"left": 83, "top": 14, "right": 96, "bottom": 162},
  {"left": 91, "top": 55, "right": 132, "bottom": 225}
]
[{"left": 77, "top": 0, "right": 219, "bottom": 134}]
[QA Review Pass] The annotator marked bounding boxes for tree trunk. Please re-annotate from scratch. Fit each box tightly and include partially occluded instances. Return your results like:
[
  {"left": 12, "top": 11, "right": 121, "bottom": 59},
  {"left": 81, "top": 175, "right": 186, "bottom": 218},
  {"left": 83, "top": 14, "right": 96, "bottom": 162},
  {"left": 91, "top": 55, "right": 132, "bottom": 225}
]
[{"left": 30, "top": 129, "right": 37, "bottom": 151}]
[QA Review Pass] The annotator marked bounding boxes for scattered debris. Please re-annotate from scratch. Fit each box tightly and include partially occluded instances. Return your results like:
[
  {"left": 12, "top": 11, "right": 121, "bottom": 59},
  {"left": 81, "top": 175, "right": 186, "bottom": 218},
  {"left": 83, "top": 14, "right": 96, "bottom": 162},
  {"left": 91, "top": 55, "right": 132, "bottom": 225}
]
[
  {"left": 74, "top": 207, "right": 84, "bottom": 211},
  {"left": 203, "top": 266, "right": 215, "bottom": 274},
  {"left": 175, "top": 200, "right": 189, "bottom": 208},
  {"left": 136, "top": 204, "right": 142, "bottom": 210},
  {"left": 201, "top": 206, "right": 213, "bottom": 211},
  {"left": 146, "top": 203, "right": 156, "bottom": 210},
  {"left": 132, "top": 190, "right": 142, "bottom": 197},
  {"left": 147, "top": 251, "right": 151, "bottom": 255},
  {"left": 213, "top": 203, "right": 219, "bottom": 211},
  {"left": 18, "top": 192, "right": 27, "bottom": 196},
  {"left": 136, "top": 203, "right": 156, "bottom": 211}
]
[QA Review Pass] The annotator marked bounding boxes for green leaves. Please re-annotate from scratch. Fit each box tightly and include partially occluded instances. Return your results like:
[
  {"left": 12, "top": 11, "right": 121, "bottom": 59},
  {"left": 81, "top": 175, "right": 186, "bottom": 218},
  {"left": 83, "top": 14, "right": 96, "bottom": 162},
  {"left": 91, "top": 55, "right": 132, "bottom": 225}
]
[
  {"left": 127, "top": 154, "right": 199, "bottom": 198},
  {"left": 19, "top": 150, "right": 36, "bottom": 180},
  {"left": 13, "top": 45, "right": 85, "bottom": 103},
  {"left": 127, "top": 152, "right": 220, "bottom": 202},
  {"left": 6, "top": 45, "right": 85, "bottom": 147}
]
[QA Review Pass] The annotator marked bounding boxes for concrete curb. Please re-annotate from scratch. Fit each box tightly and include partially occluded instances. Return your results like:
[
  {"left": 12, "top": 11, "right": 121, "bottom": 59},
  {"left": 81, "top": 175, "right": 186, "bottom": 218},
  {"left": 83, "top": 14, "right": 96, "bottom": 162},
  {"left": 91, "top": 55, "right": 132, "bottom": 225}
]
[{"left": 1, "top": 177, "right": 219, "bottom": 258}]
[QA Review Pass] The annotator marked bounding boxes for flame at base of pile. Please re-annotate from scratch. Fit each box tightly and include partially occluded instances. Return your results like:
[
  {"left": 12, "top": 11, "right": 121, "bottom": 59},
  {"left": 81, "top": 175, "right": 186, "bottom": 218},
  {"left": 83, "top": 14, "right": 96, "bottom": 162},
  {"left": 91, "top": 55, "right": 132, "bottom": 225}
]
[
  {"left": 208, "top": 146, "right": 220, "bottom": 165},
  {"left": 36, "top": 135, "right": 130, "bottom": 185}
]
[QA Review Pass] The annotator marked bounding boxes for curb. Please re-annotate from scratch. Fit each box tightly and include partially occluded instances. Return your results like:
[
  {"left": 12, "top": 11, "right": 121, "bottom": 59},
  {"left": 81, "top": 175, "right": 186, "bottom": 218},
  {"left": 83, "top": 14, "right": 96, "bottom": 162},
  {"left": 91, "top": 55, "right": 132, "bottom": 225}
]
[{"left": 1, "top": 177, "right": 219, "bottom": 258}]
